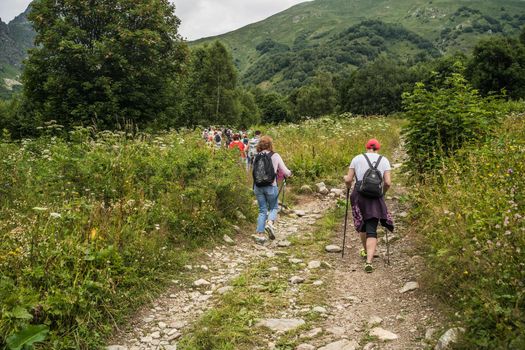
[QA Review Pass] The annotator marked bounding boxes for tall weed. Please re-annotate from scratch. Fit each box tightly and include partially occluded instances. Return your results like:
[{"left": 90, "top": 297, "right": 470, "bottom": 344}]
[
  {"left": 260, "top": 115, "right": 403, "bottom": 186},
  {"left": 0, "top": 129, "right": 253, "bottom": 349},
  {"left": 411, "top": 114, "right": 525, "bottom": 349}
]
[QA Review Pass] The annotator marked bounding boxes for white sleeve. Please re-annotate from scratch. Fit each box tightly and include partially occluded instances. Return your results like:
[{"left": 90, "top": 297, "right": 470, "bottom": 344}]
[
  {"left": 382, "top": 157, "right": 392, "bottom": 172},
  {"left": 349, "top": 156, "right": 358, "bottom": 169}
]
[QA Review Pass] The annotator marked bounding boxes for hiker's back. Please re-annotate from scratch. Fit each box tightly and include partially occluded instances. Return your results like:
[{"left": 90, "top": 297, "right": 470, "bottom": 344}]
[{"left": 351, "top": 153, "right": 391, "bottom": 182}]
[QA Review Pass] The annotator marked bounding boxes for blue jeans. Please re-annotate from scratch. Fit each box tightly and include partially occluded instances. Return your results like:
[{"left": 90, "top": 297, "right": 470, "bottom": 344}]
[{"left": 254, "top": 185, "right": 279, "bottom": 233}]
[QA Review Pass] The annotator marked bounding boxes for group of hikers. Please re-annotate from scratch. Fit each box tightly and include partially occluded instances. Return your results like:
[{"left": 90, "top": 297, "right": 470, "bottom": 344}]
[
  {"left": 202, "top": 127, "right": 261, "bottom": 168},
  {"left": 203, "top": 128, "right": 393, "bottom": 273}
]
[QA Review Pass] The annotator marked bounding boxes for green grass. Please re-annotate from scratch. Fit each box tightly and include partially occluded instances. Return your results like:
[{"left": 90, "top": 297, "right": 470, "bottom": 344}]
[
  {"left": 260, "top": 115, "right": 403, "bottom": 187},
  {"left": 0, "top": 128, "right": 255, "bottom": 349},
  {"left": 178, "top": 206, "right": 345, "bottom": 349},
  {"left": 410, "top": 114, "right": 525, "bottom": 349}
]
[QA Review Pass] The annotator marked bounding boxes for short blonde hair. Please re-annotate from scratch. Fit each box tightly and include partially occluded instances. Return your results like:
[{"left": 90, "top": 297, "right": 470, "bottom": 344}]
[{"left": 256, "top": 135, "right": 274, "bottom": 153}]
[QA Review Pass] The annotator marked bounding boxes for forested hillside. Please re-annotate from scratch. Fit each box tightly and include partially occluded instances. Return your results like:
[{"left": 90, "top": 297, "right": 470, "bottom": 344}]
[
  {"left": 194, "top": 0, "right": 525, "bottom": 91},
  {"left": 0, "top": 6, "right": 34, "bottom": 98}
]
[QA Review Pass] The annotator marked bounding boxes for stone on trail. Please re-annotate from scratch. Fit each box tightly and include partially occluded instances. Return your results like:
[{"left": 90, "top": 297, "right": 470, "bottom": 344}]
[
  {"left": 166, "top": 331, "right": 182, "bottom": 342},
  {"left": 363, "top": 343, "right": 377, "bottom": 350},
  {"left": 290, "top": 276, "right": 305, "bottom": 284},
  {"left": 163, "top": 345, "right": 177, "bottom": 350},
  {"left": 331, "top": 188, "right": 344, "bottom": 196},
  {"left": 425, "top": 327, "right": 437, "bottom": 340},
  {"left": 268, "top": 266, "right": 279, "bottom": 272},
  {"left": 318, "top": 339, "right": 358, "bottom": 350},
  {"left": 300, "top": 327, "right": 323, "bottom": 339},
  {"left": 150, "top": 331, "right": 161, "bottom": 339},
  {"left": 256, "top": 318, "right": 305, "bottom": 332},
  {"left": 296, "top": 344, "right": 315, "bottom": 350},
  {"left": 316, "top": 182, "right": 330, "bottom": 195},
  {"left": 399, "top": 281, "right": 419, "bottom": 293},
  {"left": 308, "top": 260, "right": 321, "bottom": 269},
  {"left": 300, "top": 185, "right": 313, "bottom": 194},
  {"left": 232, "top": 225, "right": 242, "bottom": 234},
  {"left": 370, "top": 327, "right": 399, "bottom": 341},
  {"left": 278, "top": 240, "right": 292, "bottom": 247},
  {"left": 140, "top": 336, "right": 152, "bottom": 343},
  {"left": 368, "top": 316, "right": 383, "bottom": 326},
  {"left": 313, "top": 280, "right": 324, "bottom": 286},
  {"left": 398, "top": 211, "right": 408, "bottom": 218},
  {"left": 223, "top": 234, "right": 235, "bottom": 244},
  {"left": 434, "top": 328, "right": 465, "bottom": 350},
  {"left": 294, "top": 210, "right": 307, "bottom": 217},
  {"left": 289, "top": 258, "right": 303, "bottom": 264},
  {"left": 107, "top": 346, "right": 128, "bottom": 350},
  {"left": 193, "top": 279, "right": 210, "bottom": 287},
  {"left": 216, "top": 286, "right": 233, "bottom": 295},
  {"left": 325, "top": 245, "right": 342, "bottom": 253},
  {"left": 312, "top": 306, "right": 327, "bottom": 314},
  {"left": 326, "top": 326, "right": 345, "bottom": 337}
]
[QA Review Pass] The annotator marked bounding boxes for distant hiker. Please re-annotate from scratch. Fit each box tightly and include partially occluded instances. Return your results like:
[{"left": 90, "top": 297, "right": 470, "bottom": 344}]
[
  {"left": 344, "top": 138, "right": 394, "bottom": 273},
  {"left": 252, "top": 135, "right": 292, "bottom": 244},
  {"left": 214, "top": 131, "right": 222, "bottom": 149},
  {"left": 229, "top": 134, "right": 246, "bottom": 161},
  {"left": 247, "top": 130, "right": 261, "bottom": 167}
]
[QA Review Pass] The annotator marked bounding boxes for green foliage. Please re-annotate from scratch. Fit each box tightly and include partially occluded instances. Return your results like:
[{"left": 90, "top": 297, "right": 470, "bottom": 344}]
[
  {"left": 6, "top": 324, "right": 49, "bottom": 350},
  {"left": 466, "top": 36, "right": 525, "bottom": 99},
  {"left": 183, "top": 41, "right": 256, "bottom": 127},
  {"left": 402, "top": 70, "right": 501, "bottom": 175},
  {"left": 290, "top": 72, "right": 337, "bottom": 118},
  {"left": 254, "top": 90, "right": 291, "bottom": 124},
  {"left": 0, "top": 129, "right": 254, "bottom": 349},
  {"left": 261, "top": 116, "right": 402, "bottom": 184},
  {"left": 21, "top": 0, "right": 187, "bottom": 131},
  {"left": 242, "top": 20, "right": 440, "bottom": 92},
  {"left": 411, "top": 114, "right": 525, "bottom": 349},
  {"left": 339, "top": 58, "right": 421, "bottom": 115}
]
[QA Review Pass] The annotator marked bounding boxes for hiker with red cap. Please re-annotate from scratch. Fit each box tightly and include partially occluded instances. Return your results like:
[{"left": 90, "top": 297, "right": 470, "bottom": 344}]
[{"left": 344, "top": 138, "right": 394, "bottom": 273}]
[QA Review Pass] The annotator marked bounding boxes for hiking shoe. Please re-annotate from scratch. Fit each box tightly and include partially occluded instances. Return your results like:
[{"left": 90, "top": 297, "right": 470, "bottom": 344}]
[
  {"left": 364, "top": 263, "right": 374, "bottom": 273},
  {"left": 252, "top": 234, "right": 267, "bottom": 245},
  {"left": 265, "top": 223, "right": 276, "bottom": 240},
  {"left": 360, "top": 248, "right": 367, "bottom": 259}
]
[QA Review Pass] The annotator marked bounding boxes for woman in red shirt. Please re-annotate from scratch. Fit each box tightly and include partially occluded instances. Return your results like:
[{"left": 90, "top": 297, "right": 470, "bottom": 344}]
[{"left": 229, "top": 134, "right": 246, "bottom": 161}]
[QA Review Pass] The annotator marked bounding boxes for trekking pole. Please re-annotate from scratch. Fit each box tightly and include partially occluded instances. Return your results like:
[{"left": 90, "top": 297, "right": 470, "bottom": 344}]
[
  {"left": 281, "top": 178, "right": 287, "bottom": 208},
  {"left": 385, "top": 229, "right": 391, "bottom": 266},
  {"left": 341, "top": 188, "right": 350, "bottom": 258}
]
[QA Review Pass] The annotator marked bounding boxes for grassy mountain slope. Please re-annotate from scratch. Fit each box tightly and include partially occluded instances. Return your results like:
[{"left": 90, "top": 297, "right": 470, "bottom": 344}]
[{"left": 194, "top": 0, "right": 525, "bottom": 90}]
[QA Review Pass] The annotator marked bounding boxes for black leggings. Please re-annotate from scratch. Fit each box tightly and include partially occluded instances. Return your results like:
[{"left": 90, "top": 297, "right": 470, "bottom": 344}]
[{"left": 365, "top": 218, "right": 379, "bottom": 239}]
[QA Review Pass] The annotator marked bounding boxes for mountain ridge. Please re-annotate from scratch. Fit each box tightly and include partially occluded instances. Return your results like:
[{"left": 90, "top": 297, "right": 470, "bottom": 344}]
[{"left": 193, "top": 0, "right": 525, "bottom": 90}]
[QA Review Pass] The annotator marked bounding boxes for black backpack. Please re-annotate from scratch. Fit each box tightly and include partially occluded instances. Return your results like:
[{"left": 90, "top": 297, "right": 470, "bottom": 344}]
[
  {"left": 214, "top": 134, "right": 221, "bottom": 143},
  {"left": 358, "top": 154, "right": 384, "bottom": 198},
  {"left": 253, "top": 152, "right": 276, "bottom": 187}
]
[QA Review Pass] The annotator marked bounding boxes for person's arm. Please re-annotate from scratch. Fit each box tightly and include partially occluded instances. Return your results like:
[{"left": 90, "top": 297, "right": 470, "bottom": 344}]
[
  {"left": 344, "top": 168, "right": 355, "bottom": 188},
  {"left": 383, "top": 170, "right": 392, "bottom": 193},
  {"left": 275, "top": 153, "right": 292, "bottom": 178}
]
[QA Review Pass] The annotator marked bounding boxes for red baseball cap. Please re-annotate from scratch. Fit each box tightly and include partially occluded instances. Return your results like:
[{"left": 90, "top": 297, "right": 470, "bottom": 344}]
[{"left": 366, "top": 139, "right": 381, "bottom": 150}]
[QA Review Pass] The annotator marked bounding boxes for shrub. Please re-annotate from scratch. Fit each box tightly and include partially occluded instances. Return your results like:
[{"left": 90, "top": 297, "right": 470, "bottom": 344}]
[
  {"left": 402, "top": 71, "right": 501, "bottom": 177},
  {"left": 411, "top": 114, "right": 525, "bottom": 348},
  {"left": 0, "top": 129, "right": 254, "bottom": 349}
]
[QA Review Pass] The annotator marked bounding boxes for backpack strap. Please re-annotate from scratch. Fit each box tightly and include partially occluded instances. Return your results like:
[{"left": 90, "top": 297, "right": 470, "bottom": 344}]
[
  {"left": 375, "top": 156, "right": 383, "bottom": 169},
  {"left": 363, "top": 153, "right": 374, "bottom": 169},
  {"left": 363, "top": 153, "right": 383, "bottom": 170}
]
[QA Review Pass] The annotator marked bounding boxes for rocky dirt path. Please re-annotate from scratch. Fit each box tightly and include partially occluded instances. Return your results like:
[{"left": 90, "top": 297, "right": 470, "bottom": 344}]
[
  {"left": 108, "top": 169, "right": 450, "bottom": 350},
  {"left": 107, "top": 188, "right": 338, "bottom": 350}
]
